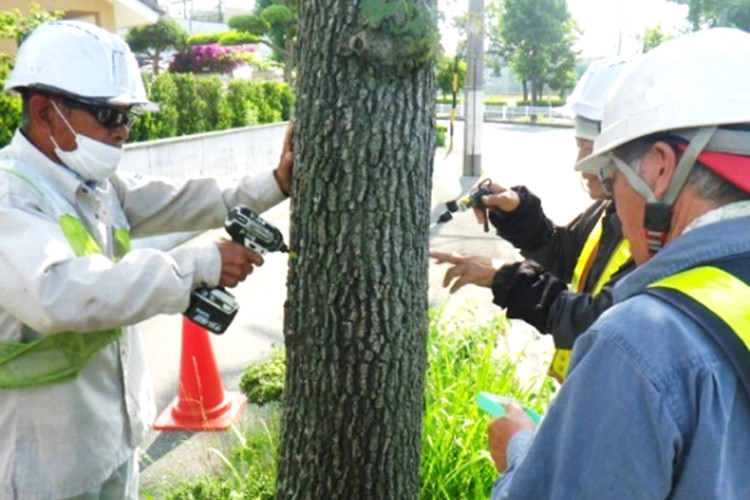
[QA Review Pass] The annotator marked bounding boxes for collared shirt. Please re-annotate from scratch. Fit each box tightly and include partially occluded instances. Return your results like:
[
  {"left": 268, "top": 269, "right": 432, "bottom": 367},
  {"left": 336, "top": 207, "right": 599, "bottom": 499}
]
[
  {"left": 0, "top": 131, "right": 285, "bottom": 499},
  {"left": 492, "top": 201, "right": 750, "bottom": 499}
]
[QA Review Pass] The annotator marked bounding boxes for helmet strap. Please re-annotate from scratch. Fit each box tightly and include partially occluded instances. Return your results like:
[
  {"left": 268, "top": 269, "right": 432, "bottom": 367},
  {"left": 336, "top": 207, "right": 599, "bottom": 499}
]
[
  {"left": 619, "top": 126, "right": 717, "bottom": 257},
  {"left": 663, "top": 125, "right": 717, "bottom": 205}
]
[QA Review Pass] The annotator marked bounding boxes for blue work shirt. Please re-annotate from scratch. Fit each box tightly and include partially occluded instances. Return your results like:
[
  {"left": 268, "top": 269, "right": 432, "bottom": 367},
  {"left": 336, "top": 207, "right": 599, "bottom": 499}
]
[{"left": 492, "top": 207, "right": 750, "bottom": 499}]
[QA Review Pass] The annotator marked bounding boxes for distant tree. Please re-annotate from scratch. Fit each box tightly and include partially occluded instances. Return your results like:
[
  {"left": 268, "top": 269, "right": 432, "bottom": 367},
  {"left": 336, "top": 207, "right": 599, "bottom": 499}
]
[
  {"left": 228, "top": 0, "right": 298, "bottom": 82},
  {"left": 546, "top": 29, "right": 578, "bottom": 100},
  {"left": 436, "top": 54, "right": 466, "bottom": 98},
  {"left": 0, "top": 2, "right": 62, "bottom": 45},
  {"left": 488, "top": 0, "right": 580, "bottom": 105},
  {"left": 667, "top": 0, "right": 750, "bottom": 30},
  {"left": 126, "top": 17, "right": 188, "bottom": 75},
  {"left": 637, "top": 23, "right": 675, "bottom": 52}
]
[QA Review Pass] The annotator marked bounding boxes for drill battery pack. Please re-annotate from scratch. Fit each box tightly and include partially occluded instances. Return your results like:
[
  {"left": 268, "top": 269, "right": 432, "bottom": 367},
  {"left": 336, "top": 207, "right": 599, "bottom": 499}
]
[{"left": 185, "top": 287, "right": 239, "bottom": 334}]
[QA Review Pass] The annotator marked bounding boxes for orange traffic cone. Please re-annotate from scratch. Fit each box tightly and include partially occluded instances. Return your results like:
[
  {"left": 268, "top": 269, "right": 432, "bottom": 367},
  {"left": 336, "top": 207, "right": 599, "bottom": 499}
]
[{"left": 153, "top": 317, "right": 246, "bottom": 431}]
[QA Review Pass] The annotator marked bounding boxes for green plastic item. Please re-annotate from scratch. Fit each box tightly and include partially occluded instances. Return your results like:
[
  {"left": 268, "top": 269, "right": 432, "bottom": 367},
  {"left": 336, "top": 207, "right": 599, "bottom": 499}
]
[{"left": 477, "top": 391, "right": 542, "bottom": 424}]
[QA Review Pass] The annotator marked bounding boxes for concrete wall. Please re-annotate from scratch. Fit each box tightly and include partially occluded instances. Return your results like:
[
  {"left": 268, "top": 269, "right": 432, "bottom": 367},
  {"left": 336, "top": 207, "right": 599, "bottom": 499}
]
[
  {"left": 126, "top": 122, "right": 289, "bottom": 250},
  {"left": 122, "top": 122, "right": 289, "bottom": 182}
]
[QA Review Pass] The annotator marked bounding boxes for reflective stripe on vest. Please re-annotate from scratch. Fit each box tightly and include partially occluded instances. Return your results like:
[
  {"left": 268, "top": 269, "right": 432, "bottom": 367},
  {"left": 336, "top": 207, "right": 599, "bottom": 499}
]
[
  {"left": 549, "top": 212, "right": 632, "bottom": 383},
  {"left": 645, "top": 265, "right": 750, "bottom": 397},
  {"left": 0, "top": 167, "right": 129, "bottom": 389}
]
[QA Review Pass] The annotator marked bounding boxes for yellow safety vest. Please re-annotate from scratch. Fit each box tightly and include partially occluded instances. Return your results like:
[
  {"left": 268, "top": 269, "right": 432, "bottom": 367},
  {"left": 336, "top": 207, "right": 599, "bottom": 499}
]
[
  {"left": 0, "top": 167, "right": 130, "bottom": 389},
  {"left": 646, "top": 265, "right": 750, "bottom": 396},
  {"left": 548, "top": 212, "right": 631, "bottom": 382}
]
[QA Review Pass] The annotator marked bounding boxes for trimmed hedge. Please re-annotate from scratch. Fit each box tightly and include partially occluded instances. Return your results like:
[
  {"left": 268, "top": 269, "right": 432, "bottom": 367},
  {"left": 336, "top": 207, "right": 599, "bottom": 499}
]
[{"left": 131, "top": 74, "right": 294, "bottom": 141}]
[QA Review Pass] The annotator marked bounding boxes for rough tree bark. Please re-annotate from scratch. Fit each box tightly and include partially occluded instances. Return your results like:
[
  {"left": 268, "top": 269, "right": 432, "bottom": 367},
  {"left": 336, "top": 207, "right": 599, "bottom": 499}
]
[{"left": 276, "top": 1, "right": 438, "bottom": 499}]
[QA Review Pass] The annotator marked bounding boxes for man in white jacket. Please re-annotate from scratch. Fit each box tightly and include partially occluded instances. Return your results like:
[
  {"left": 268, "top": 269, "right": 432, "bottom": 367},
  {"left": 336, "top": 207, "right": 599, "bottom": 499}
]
[{"left": 0, "top": 20, "right": 292, "bottom": 499}]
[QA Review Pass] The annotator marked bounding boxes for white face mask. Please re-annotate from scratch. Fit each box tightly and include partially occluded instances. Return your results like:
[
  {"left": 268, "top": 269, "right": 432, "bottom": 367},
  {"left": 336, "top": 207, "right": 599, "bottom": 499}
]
[{"left": 49, "top": 101, "right": 123, "bottom": 182}]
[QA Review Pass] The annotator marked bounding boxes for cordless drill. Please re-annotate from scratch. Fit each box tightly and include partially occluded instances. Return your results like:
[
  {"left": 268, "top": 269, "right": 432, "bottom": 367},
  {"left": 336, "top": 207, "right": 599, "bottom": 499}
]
[
  {"left": 184, "top": 205, "right": 289, "bottom": 334},
  {"left": 433, "top": 178, "right": 493, "bottom": 232}
]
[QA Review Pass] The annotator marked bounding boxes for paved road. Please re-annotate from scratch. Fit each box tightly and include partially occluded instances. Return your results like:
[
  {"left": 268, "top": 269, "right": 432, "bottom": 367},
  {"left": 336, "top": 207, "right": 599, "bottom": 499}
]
[{"left": 137, "top": 121, "right": 592, "bottom": 494}]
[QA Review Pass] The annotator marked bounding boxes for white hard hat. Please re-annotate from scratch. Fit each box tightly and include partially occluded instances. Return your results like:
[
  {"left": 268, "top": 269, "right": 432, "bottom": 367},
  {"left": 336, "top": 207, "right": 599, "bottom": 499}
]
[
  {"left": 564, "top": 56, "right": 633, "bottom": 140},
  {"left": 5, "top": 20, "right": 157, "bottom": 111},
  {"left": 577, "top": 28, "right": 750, "bottom": 179}
]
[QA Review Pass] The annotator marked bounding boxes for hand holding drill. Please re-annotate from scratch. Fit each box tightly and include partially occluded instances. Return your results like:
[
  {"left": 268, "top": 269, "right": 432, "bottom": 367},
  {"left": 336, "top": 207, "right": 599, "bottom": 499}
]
[{"left": 184, "top": 205, "right": 290, "bottom": 334}]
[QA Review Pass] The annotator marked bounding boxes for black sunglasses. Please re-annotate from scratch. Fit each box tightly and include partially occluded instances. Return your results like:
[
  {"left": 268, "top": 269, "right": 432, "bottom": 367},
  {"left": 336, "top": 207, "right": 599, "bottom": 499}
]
[{"left": 62, "top": 97, "right": 137, "bottom": 129}]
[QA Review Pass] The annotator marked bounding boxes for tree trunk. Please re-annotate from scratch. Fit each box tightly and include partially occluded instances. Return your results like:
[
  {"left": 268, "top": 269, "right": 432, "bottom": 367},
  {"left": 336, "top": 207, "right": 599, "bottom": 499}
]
[
  {"left": 151, "top": 52, "right": 160, "bottom": 76},
  {"left": 276, "top": 1, "right": 436, "bottom": 499}
]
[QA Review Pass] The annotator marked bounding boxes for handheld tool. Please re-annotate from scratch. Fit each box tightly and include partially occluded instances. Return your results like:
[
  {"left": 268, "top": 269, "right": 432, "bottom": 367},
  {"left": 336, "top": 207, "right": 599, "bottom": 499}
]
[{"left": 184, "top": 205, "right": 290, "bottom": 334}]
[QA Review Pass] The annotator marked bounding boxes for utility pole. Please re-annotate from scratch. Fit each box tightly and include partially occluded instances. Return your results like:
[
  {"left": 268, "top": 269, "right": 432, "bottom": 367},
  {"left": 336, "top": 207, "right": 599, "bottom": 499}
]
[{"left": 463, "top": 0, "right": 484, "bottom": 177}]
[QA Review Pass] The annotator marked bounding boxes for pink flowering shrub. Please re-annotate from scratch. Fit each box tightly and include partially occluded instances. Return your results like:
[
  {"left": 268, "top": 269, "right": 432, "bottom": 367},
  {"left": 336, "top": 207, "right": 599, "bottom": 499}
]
[{"left": 170, "top": 43, "right": 255, "bottom": 74}]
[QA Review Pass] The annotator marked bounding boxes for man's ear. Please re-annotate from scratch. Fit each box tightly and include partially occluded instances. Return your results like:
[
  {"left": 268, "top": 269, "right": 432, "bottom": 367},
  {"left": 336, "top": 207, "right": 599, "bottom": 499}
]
[
  {"left": 646, "top": 141, "right": 678, "bottom": 201},
  {"left": 28, "top": 94, "right": 55, "bottom": 135}
]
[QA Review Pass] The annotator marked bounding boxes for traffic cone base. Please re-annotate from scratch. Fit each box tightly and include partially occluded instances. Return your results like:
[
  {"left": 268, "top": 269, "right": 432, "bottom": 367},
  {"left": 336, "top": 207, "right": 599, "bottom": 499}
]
[
  {"left": 153, "top": 389, "right": 246, "bottom": 431},
  {"left": 154, "top": 318, "right": 247, "bottom": 431}
]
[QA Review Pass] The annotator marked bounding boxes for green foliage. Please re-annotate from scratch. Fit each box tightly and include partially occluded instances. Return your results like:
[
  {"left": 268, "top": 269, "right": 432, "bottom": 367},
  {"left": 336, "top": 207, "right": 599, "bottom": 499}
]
[
  {"left": 229, "top": 15, "right": 269, "bottom": 35},
  {"left": 484, "top": 96, "right": 508, "bottom": 106},
  {"left": 436, "top": 54, "right": 467, "bottom": 98},
  {"left": 128, "top": 72, "right": 179, "bottom": 143},
  {"left": 0, "top": 2, "right": 62, "bottom": 45},
  {"left": 516, "top": 98, "right": 565, "bottom": 107},
  {"left": 226, "top": 79, "right": 294, "bottom": 127},
  {"left": 172, "top": 73, "right": 204, "bottom": 135},
  {"left": 488, "top": 0, "right": 580, "bottom": 105},
  {"left": 666, "top": 0, "right": 749, "bottom": 30},
  {"left": 436, "top": 123, "right": 447, "bottom": 147},
  {"left": 228, "top": 0, "right": 298, "bottom": 82},
  {"left": 239, "top": 347, "right": 286, "bottom": 405},
  {"left": 357, "top": 0, "right": 442, "bottom": 69},
  {"left": 187, "top": 31, "right": 259, "bottom": 48},
  {"left": 420, "top": 310, "right": 555, "bottom": 499},
  {"left": 131, "top": 72, "right": 237, "bottom": 138},
  {"left": 218, "top": 31, "right": 259, "bottom": 46},
  {"left": 638, "top": 23, "right": 676, "bottom": 52},
  {"left": 149, "top": 412, "right": 281, "bottom": 500},
  {"left": 197, "top": 76, "right": 233, "bottom": 131},
  {"left": 0, "top": 55, "right": 20, "bottom": 146},
  {"left": 187, "top": 32, "right": 221, "bottom": 46}
]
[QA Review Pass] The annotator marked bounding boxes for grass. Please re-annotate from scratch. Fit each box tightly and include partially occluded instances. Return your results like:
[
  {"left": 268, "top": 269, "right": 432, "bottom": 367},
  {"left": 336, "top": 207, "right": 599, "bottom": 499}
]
[{"left": 147, "top": 308, "right": 557, "bottom": 499}]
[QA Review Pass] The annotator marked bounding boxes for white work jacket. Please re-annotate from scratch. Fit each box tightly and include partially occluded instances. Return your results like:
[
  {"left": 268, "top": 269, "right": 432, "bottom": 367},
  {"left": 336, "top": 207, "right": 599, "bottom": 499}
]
[{"left": 0, "top": 131, "right": 285, "bottom": 499}]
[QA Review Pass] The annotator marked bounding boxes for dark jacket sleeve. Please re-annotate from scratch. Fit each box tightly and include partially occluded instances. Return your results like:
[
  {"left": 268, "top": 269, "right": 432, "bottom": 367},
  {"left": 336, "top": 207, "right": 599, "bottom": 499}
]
[
  {"left": 491, "top": 259, "right": 634, "bottom": 349},
  {"left": 487, "top": 186, "right": 607, "bottom": 282},
  {"left": 490, "top": 260, "right": 569, "bottom": 334}
]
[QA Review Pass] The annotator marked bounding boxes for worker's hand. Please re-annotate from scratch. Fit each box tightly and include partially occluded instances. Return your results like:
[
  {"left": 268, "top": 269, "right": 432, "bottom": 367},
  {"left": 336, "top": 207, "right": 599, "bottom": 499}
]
[
  {"left": 274, "top": 121, "right": 294, "bottom": 196},
  {"left": 488, "top": 403, "right": 536, "bottom": 472},
  {"left": 429, "top": 251, "right": 502, "bottom": 293},
  {"left": 472, "top": 182, "right": 521, "bottom": 225},
  {"left": 216, "top": 239, "right": 264, "bottom": 288}
]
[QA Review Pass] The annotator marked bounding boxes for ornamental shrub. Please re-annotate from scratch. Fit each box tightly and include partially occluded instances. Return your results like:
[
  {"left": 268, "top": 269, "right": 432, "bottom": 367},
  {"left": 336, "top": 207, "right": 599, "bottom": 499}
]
[{"left": 170, "top": 43, "right": 248, "bottom": 74}]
